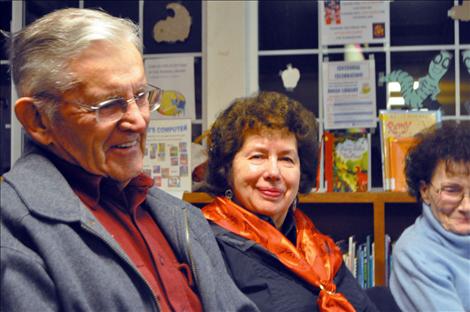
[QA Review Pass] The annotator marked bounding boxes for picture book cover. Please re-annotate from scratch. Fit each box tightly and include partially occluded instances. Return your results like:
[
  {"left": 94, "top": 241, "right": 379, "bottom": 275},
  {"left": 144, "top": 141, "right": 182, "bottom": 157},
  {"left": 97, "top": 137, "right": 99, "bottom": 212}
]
[
  {"left": 379, "top": 110, "right": 441, "bottom": 190},
  {"left": 388, "top": 137, "right": 417, "bottom": 192},
  {"left": 324, "top": 131, "right": 369, "bottom": 192}
]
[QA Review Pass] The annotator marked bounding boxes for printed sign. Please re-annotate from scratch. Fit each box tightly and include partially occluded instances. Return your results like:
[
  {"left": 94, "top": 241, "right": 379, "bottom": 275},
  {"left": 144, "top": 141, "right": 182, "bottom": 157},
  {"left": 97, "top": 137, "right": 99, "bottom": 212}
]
[
  {"left": 143, "top": 119, "right": 192, "bottom": 197},
  {"left": 322, "top": 59, "right": 377, "bottom": 130},
  {"left": 319, "top": 0, "right": 389, "bottom": 45},
  {"left": 145, "top": 56, "right": 195, "bottom": 120}
]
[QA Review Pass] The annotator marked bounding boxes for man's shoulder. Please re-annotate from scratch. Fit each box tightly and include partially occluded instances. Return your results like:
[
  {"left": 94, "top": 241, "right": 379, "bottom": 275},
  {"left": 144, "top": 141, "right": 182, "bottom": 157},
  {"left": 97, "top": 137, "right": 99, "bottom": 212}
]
[
  {"left": 147, "top": 187, "right": 197, "bottom": 211},
  {"left": 4, "top": 149, "right": 57, "bottom": 183},
  {"left": 2, "top": 150, "right": 81, "bottom": 222},
  {"left": 145, "top": 187, "right": 205, "bottom": 224}
]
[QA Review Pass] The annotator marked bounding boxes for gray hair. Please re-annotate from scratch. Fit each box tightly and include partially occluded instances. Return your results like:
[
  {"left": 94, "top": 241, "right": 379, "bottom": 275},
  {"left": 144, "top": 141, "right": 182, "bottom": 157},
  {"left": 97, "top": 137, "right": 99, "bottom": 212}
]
[{"left": 9, "top": 8, "right": 142, "bottom": 117}]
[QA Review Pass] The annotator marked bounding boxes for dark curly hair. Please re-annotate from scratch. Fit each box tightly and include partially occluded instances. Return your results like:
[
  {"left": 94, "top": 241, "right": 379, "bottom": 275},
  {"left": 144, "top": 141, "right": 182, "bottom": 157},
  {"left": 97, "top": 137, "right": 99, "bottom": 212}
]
[
  {"left": 405, "top": 120, "right": 470, "bottom": 202},
  {"left": 203, "top": 91, "right": 319, "bottom": 196}
]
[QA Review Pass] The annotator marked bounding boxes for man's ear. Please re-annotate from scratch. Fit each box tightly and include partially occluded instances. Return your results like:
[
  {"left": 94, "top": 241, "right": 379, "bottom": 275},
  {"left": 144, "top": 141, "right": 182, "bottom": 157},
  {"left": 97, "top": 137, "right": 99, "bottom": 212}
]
[
  {"left": 15, "top": 97, "right": 54, "bottom": 146},
  {"left": 419, "top": 181, "right": 431, "bottom": 205}
]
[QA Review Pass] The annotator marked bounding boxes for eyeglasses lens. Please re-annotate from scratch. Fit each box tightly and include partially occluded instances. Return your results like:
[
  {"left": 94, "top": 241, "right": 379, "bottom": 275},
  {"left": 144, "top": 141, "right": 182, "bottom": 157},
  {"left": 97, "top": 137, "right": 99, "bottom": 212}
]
[
  {"left": 97, "top": 99, "right": 128, "bottom": 122},
  {"left": 148, "top": 88, "right": 161, "bottom": 112},
  {"left": 95, "top": 86, "right": 162, "bottom": 122},
  {"left": 438, "top": 186, "right": 466, "bottom": 206}
]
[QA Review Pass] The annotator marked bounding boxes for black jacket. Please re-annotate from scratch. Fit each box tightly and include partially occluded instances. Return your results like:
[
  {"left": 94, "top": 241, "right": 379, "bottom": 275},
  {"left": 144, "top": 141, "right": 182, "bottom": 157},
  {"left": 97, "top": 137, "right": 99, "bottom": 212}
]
[{"left": 209, "top": 211, "right": 379, "bottom": 312}]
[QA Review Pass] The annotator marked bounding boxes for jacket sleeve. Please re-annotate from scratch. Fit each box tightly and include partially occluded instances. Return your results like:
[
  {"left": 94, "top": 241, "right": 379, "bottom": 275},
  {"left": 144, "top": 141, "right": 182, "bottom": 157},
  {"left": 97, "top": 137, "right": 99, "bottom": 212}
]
[
  {"left": 1, "top": 235, "right": 59, "bottom": 311},
  {"left": 184, "top": 207, "right": 259, "bottom": 312}
]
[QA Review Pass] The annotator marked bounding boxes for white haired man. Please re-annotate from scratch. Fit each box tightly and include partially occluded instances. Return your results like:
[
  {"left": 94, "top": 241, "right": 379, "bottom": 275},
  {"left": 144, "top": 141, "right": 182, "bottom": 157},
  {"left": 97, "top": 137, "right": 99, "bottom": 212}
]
[{"left": 0, "top": 8, "right": 258, "bottom": 312}]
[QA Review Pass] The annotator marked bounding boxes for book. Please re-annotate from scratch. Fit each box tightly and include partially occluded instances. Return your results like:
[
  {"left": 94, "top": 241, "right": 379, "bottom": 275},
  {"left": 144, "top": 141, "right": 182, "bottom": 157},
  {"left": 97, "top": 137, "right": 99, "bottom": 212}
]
[
  {"left": 388, "top": 137, "right": 417, "bottom": 192},
  {"left": 336, "top": 235, "right": 376, "bottom": 287},
  {"left": 348, "top": 235, "right": 357, "bottom": 277},
  {"left": 356, "top": 244, "right": 365, "bottom": 288},
  {"left": 324, "top": 131, "right": 370, "bottom": 192},
  {"left": 379, "top": 110, "right": 441, "bottom": 191},
  {"left": 385, "top": 234, "right": 392, "bottom": 286}
]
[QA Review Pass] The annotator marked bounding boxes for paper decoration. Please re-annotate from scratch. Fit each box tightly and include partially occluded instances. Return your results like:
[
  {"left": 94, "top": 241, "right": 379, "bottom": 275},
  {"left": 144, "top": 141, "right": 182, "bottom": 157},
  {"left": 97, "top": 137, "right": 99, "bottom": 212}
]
[
  {"left": 280, "top": 64, "right": 300, "bottom": 91},
  {"left": 448, "top": 0, "right": 470, "bottom": 22},
  {"left": 463, "top": 50, "right": 470, "bottom": 75},
  {"left": 153, "top": 2, "right": 192, "bottom": 43},
  {"left": 380, "top": 51, "right": 452, "bottom": 110}
]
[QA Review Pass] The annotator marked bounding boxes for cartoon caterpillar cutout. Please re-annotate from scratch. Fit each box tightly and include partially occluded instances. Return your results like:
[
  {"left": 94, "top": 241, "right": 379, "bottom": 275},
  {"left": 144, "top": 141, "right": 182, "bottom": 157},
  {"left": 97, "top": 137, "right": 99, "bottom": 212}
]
[
  {"left": 463, "top": 50, "right": 470, "bottom": 75},
  {"left": 380, "top": 51, "right": 452, "bottom": 109}
]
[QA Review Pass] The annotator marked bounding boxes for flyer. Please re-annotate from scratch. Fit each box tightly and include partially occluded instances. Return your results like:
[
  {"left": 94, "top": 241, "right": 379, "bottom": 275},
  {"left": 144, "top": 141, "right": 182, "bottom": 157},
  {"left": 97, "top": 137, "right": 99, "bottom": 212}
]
[
  {"left": 322, "top": 59, "right": 377, "bottom": 130},
  {"left": 145, "top": 56, "right": 195, "bottom": 120},
  {"left": 143, "top": 119, "right": 192, "bottom": 197},
  {"left": 319, "top": 0, "right": 389, "bottom": 45}
]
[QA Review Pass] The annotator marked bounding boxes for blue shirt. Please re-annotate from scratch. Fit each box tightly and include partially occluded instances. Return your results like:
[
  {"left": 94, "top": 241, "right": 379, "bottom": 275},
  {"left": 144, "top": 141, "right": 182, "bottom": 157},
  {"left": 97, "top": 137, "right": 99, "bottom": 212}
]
[{"left": 390, "top": 204, "right": 470, "bottom": 311}]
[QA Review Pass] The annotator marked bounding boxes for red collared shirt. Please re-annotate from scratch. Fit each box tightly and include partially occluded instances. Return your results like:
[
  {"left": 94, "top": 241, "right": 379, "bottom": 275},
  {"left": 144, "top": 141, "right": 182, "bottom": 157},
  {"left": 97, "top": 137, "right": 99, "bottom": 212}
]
[{"left": 53, "top": 156, "right": 202, "bottom": 312}]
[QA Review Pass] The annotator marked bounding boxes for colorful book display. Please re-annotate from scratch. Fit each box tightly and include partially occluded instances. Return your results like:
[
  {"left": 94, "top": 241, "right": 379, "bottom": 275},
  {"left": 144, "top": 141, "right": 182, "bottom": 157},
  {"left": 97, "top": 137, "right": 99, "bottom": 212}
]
[
  {"left": 338, "top": 235, "right": 375, "bottom": 288},
  {"left": 379, "top": 110, "right": 441, "bottom": 191},
  {"left": 324, "top": 131, "right": 369, "bottom": 192}
]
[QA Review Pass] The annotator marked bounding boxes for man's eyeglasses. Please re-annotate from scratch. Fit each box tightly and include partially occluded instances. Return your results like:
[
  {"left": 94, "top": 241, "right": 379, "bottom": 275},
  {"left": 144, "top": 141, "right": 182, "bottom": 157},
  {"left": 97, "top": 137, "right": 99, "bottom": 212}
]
[
  {"left": 74, "top": 84, "right": 163, "bottom": 123},
  {"left": 35, "top": 84, "right": 163, "bottom": 123},
  {"left": 430, "top": 183, "right": 470, "bottom": 207}
]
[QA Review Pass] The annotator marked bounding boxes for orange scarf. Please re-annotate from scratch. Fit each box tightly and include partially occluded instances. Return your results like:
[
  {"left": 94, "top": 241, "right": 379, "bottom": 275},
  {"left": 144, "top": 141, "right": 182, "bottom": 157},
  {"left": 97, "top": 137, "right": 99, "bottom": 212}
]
[{"left": 202, "top": 196, "right": 355, "bottom": 312}]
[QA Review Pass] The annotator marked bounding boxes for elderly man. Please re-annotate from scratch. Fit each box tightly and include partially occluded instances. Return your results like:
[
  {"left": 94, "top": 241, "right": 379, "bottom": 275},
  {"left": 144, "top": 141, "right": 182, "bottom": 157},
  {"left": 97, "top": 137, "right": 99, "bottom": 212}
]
[{"left": 0, "top": 8, "right": 257, "bottom": 312}]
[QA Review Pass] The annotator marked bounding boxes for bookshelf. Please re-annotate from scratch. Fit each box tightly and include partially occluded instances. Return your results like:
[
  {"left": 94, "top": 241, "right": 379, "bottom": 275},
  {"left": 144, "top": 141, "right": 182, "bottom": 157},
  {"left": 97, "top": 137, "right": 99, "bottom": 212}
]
[{"left": 183, "top": 191, "right": 417, "bottom": 286}]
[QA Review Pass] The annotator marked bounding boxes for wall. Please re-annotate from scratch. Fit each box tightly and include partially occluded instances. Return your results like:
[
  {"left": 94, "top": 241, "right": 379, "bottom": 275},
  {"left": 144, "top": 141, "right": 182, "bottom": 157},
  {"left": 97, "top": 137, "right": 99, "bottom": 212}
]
[{"left": 205, "top": 1, "right": 246, "bottom": 127}]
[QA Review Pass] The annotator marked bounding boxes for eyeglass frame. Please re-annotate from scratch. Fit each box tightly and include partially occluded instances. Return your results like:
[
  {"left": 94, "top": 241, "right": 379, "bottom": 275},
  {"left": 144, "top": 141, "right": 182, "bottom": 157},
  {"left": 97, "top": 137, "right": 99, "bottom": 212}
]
[
  {"left": 428, "top": 182, "right": 470, "bottom": 207},
  {"left": 74, "top": 84, "right": 162, "bottom": 122},
  {"left": 34, "top": 84, "right": 163, "bottom": 123}
]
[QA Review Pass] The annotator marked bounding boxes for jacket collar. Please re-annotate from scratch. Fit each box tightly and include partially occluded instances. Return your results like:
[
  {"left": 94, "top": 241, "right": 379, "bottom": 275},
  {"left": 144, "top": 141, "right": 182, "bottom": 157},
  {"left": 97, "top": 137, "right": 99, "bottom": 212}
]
[{"left": 4, "top": 146, "right": 145, "bottom": 256}]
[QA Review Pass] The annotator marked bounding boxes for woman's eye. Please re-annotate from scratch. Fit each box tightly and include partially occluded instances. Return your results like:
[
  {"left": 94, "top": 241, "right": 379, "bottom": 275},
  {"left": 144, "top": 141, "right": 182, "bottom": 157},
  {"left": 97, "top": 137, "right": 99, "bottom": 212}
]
[
  {"left": 280, "top": 157, "right": 294, "bottom": 163},
  {"left": 443, "top": 187, "right": 462, "bottom": 194}
]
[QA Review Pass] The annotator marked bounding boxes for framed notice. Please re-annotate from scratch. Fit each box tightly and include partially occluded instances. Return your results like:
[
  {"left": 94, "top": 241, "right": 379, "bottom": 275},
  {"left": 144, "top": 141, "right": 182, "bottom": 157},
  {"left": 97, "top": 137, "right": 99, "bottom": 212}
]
[
  {"left": 319, "top": 0, "right": 389, "bottom": 46},
  {"left": 322, "top": 59, "right": 377, "bottom": 130},
  {"left": 143, "top": 119, "right": 192, "bottom": 198}
]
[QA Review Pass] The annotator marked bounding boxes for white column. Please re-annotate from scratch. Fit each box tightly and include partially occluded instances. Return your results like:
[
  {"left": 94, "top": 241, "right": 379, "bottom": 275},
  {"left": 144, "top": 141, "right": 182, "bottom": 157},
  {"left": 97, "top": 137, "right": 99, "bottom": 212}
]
[
  {"left": 204, "top": 1, "right": 248, "bottom": 129},
  {"left": 10, "top": 0, "right": 23, "bottom": 166}
]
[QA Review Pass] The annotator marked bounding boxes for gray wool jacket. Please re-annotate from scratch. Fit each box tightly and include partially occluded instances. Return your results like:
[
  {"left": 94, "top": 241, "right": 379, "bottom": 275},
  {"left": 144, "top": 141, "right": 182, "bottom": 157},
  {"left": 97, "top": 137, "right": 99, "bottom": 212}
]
[{"left": 0, "top": 148, "right": 259, "bottom": 312}]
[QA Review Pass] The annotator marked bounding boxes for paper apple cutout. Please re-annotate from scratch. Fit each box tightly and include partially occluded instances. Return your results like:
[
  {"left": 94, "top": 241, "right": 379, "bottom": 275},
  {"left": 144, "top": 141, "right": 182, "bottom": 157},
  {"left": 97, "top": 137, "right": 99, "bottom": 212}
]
[{"left": 280, "top": 64, "right": 300, "bottom": 91}]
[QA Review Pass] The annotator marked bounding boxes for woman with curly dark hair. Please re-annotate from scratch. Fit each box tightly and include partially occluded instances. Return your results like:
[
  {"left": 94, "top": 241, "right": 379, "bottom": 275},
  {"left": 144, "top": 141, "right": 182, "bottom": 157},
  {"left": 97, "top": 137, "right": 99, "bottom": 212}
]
[
  {"left": 390, "top": 120, "right": 470, "bottom": 311},
  {"left": 201, "top": 91, "right": 378, "bottom": 312}
]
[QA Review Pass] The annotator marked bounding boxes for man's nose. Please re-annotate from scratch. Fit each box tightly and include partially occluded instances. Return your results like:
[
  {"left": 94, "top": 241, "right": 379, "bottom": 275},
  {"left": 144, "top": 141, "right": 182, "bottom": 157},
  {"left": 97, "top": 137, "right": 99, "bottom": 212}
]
[{"left": 119, "top": 98, "right": 148, "bottom": 131}]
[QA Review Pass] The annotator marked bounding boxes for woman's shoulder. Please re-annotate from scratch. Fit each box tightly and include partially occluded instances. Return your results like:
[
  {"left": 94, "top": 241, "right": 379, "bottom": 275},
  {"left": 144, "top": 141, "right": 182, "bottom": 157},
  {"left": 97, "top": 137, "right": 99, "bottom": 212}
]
[
  {"left": 208, "top": 222, "right": 260, "bottom": 253},
  {"left": 393, "top": 215, "right": 430, "bottom": 251}
]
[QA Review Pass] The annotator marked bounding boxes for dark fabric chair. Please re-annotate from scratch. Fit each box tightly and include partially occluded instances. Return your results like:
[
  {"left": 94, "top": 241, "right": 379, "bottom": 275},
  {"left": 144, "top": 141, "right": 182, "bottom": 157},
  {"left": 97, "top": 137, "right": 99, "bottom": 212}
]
[{"left": 365, "top": 286, "right": 401, "bottom": 312}]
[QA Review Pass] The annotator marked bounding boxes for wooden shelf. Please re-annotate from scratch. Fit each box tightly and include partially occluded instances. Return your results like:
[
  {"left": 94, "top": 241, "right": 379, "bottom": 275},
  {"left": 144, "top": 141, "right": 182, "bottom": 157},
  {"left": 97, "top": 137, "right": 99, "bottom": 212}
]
[{"left": 183, "top": 191, "right": 417, "bottom": 286}]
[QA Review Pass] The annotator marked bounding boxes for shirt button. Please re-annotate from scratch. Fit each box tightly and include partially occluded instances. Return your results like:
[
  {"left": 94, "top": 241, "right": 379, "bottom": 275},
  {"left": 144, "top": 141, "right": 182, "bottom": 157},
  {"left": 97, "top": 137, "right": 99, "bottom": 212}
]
[{"left": 159, "top": 256, "right": 165, "bottom": 265}]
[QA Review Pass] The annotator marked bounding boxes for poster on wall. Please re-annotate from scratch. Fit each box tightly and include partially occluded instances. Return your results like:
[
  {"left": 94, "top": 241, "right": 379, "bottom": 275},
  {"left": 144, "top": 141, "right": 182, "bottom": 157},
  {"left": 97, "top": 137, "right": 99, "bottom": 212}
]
[
  {"left": 322, "top": 59, "right": 377, "bottom": 130},
  {"left": 319, "top": 0, "right": 389, "bottom": 45},
  {"left": 143, "top": 119, "right": 192, "bottom": 198},
  {"left": 145, "top": 56, "right": 195, "bottom": 120}
]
